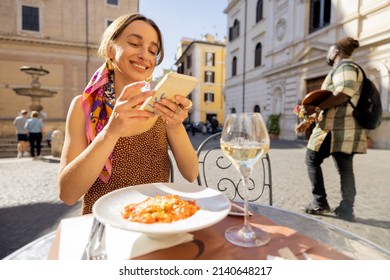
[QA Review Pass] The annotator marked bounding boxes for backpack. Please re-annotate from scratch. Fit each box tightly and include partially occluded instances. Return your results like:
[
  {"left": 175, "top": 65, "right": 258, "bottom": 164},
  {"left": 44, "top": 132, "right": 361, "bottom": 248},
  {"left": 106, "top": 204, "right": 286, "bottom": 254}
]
[{"left": 338, "top": 61, "right": 382, "bottom": 129}]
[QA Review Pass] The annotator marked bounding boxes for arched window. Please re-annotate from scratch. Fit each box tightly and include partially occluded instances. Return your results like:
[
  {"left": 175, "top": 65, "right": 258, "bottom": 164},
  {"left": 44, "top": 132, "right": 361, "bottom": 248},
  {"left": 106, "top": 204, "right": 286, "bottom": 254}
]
[
  {"left": 254, "top": 105, "right": 261, "bottom": 113},
  {"left": 229, "top": 19, "right": 240, "bottom": 41},
  {"left": 230, "top": 107, "right": 237, "bottom": 113},
  {"left": 232, "top": 56, "right": 237, "bottom": 77},
  {"left": 233, "top": 19, "right": 240, "bottom": 38},
  {"left": 256, "top": 0, "right": 263, "bottom": 22},
  {"left": 255, "top": 42, "right": 262, "bottom": 67}
]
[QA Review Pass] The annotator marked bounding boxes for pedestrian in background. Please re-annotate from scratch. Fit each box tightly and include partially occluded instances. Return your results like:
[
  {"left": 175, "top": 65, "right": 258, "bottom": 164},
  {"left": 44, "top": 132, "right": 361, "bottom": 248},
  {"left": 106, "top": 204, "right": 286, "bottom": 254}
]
[
  {"left": 211, "top": 116, "right": 219, "bottom": 134},
  {"left": 46, "top": 129, "right": 54, "bottom": 147},
  {"left": 296, "top": 37, "right": 366, "bottom": 221},
  {"left": 13, "top": 109, "right": 29, "bottom": 158},
  {"left": 24, "top": 111, "right": 45, "bottom": 159}
]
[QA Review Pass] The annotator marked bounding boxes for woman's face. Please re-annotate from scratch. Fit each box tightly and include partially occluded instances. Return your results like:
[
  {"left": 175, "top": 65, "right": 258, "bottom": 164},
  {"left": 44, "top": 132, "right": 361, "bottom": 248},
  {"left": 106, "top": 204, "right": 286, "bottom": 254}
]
[{"left": 109, "top": 20, "right": 160, "bottom": 83}]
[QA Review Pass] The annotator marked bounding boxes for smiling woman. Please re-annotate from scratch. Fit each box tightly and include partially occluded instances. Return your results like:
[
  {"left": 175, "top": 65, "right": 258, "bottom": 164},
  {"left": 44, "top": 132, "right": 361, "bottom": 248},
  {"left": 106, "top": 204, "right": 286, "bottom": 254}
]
[
  {"left": 98, "top": 14, "right": 164, "bottom": 82},
  {"left": 57, "top": 13, "right": 199, "bottom": 215}
]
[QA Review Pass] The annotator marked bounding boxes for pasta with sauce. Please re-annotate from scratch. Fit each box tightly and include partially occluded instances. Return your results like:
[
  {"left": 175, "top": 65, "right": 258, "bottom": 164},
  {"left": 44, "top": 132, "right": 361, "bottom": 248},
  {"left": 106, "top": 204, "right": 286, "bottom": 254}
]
[{"left": 121, "top": 194, "right": 199, "bottom": 223}]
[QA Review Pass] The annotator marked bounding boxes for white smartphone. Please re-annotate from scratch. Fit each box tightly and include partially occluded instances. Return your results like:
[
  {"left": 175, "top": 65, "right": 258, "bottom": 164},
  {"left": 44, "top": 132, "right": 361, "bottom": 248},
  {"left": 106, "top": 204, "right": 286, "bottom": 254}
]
[{"left": 139, "top": 72, "right": 198, "bottom": 113}]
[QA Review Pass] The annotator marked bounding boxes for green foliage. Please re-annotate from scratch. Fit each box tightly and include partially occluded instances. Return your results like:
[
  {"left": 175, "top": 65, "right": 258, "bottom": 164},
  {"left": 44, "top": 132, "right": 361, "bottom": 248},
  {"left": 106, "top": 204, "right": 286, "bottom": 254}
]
[{"left": 267, "top": 114, "right": 281, "bottom": 135}]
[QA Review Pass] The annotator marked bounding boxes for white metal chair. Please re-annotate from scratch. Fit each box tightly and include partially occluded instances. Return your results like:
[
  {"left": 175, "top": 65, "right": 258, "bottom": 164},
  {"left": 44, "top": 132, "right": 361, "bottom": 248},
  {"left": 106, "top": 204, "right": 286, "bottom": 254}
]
[{"left": 196, "top": 132, "right": 273, "bottom": 205}]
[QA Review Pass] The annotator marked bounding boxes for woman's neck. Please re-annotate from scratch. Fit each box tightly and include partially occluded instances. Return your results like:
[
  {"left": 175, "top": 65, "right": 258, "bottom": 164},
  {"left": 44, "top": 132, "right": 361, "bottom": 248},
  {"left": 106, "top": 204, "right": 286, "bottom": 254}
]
[{"left": 113, "top": 69, "right": 137, "bottom": 98}]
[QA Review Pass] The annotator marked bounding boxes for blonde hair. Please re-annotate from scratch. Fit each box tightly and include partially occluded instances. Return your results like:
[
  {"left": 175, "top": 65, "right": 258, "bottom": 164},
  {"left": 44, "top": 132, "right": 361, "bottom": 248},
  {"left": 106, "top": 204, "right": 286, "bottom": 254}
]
[{"left": 98, "top": 14, "right": 164, "bottom": 66}]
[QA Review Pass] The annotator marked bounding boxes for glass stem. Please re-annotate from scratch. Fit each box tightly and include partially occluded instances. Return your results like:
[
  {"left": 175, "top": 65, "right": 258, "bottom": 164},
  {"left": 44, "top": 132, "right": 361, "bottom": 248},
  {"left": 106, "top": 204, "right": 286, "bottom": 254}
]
[{"left": 242, "top": 175, "right": 252, "bottom": 232}]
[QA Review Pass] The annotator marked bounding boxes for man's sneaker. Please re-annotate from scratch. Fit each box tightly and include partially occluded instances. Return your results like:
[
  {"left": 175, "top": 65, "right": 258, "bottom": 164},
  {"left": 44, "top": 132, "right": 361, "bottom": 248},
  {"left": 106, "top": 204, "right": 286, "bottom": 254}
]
[
  {"left": 17, "top": 152, "right": 22, "bottom": 158},
  {"left": 302, "top": 202, "right": 330, "bottom": 215},
  {"left": 334, "top": 206, "right": 355, "bottom": 221},
  {"left": 23, "top": 151, "right": 30, "bottom": 157}
]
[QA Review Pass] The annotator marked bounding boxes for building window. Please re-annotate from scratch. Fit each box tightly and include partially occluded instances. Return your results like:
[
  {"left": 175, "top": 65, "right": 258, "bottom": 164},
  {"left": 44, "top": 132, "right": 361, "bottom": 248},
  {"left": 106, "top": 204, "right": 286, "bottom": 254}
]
[
  {"left": 232, "top": 57, "right": 237, "bottom": 77},
  {"left": 256, "top": 0, "right": 263, "bottom": 22},
  {"left": 107, "top": 0, "right": 119, "bottom": 5},
  {"left": 204, "top": 92, "right": 215, "bottom": 102},
  {"left": 187, "top": 55, "right": 192, "bottom": 69},
  {"left": 22, "top": 5, "right": 39, "bottom": 32},
  {"left": 177, "top": 63, "right": 184, "bottom": 74},
  {"left": 229, "top": 19, "right": 240, "bottom": 41},
  {"left": 254, "top": 105, "right": 261, "bottom": 113},
  {"left": 309, "top": 0, "right": 331, "bottom": 33},
  {"left": 205, "top": 52, "right": 215, "bottom": 67},
  {"left": 255, "top": 43, "right": 262, "bottom": 67},
  {"left": 204, "top": 71, "right": 215, "bottom": 83}
]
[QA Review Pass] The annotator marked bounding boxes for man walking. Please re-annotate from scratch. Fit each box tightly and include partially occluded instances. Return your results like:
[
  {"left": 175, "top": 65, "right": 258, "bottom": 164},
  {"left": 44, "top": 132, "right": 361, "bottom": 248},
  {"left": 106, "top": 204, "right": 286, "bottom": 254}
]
[
  {"left": 24, "top": 111, "right": 45, "bottom": 159},
  {"left": 13, "top": 109, "right": 29, "bottom": 158},
  {"left": 295, "top": 37, "right": 367, "bottom": 221}
]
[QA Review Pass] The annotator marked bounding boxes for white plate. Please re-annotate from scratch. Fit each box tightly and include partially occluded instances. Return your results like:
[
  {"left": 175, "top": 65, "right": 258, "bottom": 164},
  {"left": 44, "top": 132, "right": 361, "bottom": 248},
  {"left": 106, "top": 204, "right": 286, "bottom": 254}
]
[{"left": 92, "top": 183, "right": 231, "bottom": 236}]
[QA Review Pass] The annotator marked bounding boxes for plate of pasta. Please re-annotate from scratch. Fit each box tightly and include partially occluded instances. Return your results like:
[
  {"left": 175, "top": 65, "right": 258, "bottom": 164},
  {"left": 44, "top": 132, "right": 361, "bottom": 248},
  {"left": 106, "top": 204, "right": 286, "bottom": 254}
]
[{"left": 92, "top": 183, "right": 231, "bottom": 236}]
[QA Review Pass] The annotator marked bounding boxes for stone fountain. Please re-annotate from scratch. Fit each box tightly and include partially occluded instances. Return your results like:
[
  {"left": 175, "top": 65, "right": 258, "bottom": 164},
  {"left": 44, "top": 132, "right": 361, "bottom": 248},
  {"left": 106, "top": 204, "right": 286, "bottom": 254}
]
[{"left": 13, "top": 66, "right": 57, "bottom": 111}]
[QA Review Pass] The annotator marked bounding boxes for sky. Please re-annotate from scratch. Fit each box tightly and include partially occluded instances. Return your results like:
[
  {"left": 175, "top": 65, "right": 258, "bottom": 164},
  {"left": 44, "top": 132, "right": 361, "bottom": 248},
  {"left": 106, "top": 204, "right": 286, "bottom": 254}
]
[{"left": 139, "top": 0, "right": 228, "bottom": 77}]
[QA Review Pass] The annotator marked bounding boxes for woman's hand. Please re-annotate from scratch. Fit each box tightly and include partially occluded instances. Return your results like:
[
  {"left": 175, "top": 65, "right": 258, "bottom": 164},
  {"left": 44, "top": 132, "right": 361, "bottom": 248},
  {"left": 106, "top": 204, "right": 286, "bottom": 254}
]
[
  {"left": 153, "top": 95, "right": 192, "bottom": 129},
  {"left": 106, "top": 81, "right": 154, "bottom": 138}
]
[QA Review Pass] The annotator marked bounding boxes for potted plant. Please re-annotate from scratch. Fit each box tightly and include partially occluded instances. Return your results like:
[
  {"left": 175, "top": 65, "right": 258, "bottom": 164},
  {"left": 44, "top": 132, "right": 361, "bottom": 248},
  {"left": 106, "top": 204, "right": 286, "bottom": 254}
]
[{"left": 267, "top": 114, "right": 281, "bottom": 139}]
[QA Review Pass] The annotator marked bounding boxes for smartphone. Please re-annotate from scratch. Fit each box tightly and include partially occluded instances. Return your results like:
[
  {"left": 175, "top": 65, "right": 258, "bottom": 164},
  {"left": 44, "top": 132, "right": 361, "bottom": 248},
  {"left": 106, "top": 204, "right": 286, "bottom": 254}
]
[{"left": 139, "top": 72, "right": 198, "bottom": 113}]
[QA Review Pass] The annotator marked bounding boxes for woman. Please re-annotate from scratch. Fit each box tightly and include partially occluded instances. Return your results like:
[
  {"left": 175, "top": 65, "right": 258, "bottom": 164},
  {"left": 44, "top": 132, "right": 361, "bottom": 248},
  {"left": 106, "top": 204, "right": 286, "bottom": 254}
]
[
  {"left": 24, "top": 111, "right": 44, "bottom": 159},
  {"left": 58, "top": 14, "right": 198, "bottom": 214}
]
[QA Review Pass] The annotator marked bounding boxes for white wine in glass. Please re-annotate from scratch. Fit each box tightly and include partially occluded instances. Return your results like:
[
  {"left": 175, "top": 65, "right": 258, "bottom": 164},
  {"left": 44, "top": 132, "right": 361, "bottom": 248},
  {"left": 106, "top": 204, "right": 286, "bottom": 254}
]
[{"left": 220, "top": 112, "right": 270, "bottom": 247}]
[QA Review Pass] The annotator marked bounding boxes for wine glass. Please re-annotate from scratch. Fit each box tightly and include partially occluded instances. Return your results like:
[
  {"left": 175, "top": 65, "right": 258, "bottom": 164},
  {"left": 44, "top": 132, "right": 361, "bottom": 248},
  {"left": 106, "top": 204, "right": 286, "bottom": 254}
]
[{"left": 220, "top": 112, "right": 271, "bottom": 247}]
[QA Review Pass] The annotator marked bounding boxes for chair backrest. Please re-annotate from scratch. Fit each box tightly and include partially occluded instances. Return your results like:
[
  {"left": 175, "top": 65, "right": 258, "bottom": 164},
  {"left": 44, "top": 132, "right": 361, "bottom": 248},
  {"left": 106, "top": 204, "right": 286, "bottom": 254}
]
[{"left": 196, "top": 132, "right": 273, "bottom": 205}]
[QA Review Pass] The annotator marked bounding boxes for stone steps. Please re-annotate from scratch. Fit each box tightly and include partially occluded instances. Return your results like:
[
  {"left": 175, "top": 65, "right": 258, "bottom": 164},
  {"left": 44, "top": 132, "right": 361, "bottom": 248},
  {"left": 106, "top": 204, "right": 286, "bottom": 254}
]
[{"left": 0, "top": 138, "right": 51, "bottom": 158}]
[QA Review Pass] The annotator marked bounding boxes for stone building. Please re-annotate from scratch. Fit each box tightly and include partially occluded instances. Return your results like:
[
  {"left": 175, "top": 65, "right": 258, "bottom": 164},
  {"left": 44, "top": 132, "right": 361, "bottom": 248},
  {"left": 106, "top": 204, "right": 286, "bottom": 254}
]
[
  {"left": 175, "top": 35, "right": 226, "bottom": 127},
  {"left": 0, "top": 0, "right": 138, "bottom": 137},
  {"left": 223, "top": 0, "right": 390, "bottom": 148}
]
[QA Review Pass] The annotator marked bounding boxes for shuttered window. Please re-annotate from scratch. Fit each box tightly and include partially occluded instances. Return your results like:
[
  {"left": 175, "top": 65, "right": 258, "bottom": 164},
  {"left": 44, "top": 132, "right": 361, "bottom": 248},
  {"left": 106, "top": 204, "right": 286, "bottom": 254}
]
[{"left": 22, "top": 6, "right": 39, "bottom": 32}]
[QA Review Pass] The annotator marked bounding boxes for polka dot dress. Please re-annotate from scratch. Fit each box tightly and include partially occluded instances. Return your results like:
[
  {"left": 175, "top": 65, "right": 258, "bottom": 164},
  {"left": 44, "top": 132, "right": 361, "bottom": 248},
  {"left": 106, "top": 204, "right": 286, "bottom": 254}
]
[{"left": 82, "top": 117, "right": 170, "bottom": 214}]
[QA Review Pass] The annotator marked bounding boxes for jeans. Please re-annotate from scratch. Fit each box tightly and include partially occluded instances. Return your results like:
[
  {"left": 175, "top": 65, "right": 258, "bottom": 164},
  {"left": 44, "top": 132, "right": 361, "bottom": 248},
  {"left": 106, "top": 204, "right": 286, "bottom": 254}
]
[
  {"left": 28, "top": 132, "right": 42, "bottom": 157},
  {"left": 305, "top": 133, "right": 356, "bottom": 210}
]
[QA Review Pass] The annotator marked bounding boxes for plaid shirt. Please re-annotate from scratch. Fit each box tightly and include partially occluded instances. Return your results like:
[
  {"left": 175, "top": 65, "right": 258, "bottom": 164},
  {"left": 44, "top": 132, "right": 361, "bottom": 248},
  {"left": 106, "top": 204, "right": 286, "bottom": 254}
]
[{"left": 307, "top": 59, "right": 367, "bottom": 154}]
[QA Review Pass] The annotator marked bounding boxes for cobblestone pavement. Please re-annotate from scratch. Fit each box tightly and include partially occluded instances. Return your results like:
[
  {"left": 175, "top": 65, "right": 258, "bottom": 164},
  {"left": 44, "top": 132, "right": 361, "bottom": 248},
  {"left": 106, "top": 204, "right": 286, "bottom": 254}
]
[{"left": 1, "top": 133, "right": 389, "bottom": 259}]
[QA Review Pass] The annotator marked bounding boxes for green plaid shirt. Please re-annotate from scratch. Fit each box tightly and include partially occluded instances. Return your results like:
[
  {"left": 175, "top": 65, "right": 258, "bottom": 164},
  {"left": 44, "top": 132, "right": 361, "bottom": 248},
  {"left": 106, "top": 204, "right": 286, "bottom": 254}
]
[{"left": 307, "top": 59, "right": 367, "bottom": 154}]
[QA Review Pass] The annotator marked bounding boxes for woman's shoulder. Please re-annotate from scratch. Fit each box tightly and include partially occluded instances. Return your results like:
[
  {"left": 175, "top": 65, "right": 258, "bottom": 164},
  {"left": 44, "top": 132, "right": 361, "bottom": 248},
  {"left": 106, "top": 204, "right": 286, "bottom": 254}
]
[
  {"left": 67, "top": 95, "right": 86, "bottom": 124},
  {"left": 67, "top": 95, "right": 84, "bottom": 114},
  {"left": 71, "top": 95, "right": 83, "bottom": 105}
]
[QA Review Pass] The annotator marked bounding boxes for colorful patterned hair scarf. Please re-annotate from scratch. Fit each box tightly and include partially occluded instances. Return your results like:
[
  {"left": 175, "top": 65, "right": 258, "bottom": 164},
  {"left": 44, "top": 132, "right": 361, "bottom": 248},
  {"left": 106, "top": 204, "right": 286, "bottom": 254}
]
[{"left": 82, "top": 63, "right": 116, "bottom": 183}]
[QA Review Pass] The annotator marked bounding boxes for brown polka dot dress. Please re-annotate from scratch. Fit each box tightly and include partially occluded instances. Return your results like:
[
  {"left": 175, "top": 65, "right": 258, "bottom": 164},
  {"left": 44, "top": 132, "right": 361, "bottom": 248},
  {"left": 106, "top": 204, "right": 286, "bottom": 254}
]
[{"left": 82, "top": 117, "right": 170, "bottom": 214}]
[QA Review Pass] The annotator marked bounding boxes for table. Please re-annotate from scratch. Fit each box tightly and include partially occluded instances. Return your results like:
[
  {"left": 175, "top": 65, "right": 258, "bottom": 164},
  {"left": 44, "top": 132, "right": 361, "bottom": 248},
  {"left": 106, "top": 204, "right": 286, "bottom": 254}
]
[
  {"left": 4, "top": 204, "right": 390, "bottom": 260},
  {"left": 254, "top": 204, "right": 390, "bottom": 260}
]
